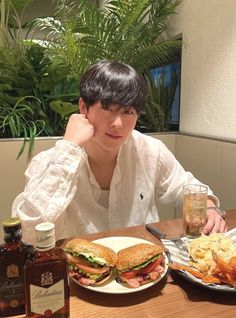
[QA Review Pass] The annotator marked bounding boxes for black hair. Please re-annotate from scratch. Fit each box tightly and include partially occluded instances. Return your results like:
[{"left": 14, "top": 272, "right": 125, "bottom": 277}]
[{"left": 79, "top": 60, "right": 147, "bottom": 113}]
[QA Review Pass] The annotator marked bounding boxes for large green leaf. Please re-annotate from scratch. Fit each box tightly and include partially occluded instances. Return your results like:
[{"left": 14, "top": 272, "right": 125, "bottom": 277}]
[{"left": 49, "top": 101, "right": 78, "bottom": 119}]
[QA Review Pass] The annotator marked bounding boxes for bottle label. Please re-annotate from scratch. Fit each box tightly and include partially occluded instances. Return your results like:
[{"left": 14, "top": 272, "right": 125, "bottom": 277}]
[
  {"left": 30, "top": 280, "right": 65, "bottom": 316},
  {"left": 0, "top": 276, "right": 24, "bottom": 309},
  {"left": 0, "top": 260, "right": 25, "bottom": 315}
]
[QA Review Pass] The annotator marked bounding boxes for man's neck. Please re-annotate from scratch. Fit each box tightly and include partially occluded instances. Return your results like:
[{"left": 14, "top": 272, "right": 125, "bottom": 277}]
[
  {"left": 84, "top": 140, "right": 119, "bottom": 166},
  {"left": 84, "top": 140, "right": 119, "bottom": 190}
]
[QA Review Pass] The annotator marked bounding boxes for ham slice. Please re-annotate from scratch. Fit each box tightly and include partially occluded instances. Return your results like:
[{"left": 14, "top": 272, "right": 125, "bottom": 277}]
[
  {"left": 79, "top": 277, "right": 96, "bottom": 286},
  {"left": 122, "top": 277, "right": 142, "bottom": 288},
  {"left": 121, "top": 264, "right": 164, "bottom": 288}
]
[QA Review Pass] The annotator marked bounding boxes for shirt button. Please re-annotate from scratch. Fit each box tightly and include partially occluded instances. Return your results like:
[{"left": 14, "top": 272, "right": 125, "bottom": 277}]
[{"left": 60, "top": 183, "right": 67, "bottom": 191}]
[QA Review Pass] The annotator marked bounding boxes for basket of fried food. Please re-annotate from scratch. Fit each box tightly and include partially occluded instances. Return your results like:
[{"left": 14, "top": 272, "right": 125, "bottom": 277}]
[{"left": 168, "top": 233, "right": 236, "bottom": 287}]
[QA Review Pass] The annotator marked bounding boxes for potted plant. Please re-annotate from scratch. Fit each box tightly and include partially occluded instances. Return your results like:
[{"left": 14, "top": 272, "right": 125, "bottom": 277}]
[
  {"left": 0, "top": 0, "right": 182, "bottom": 158},
  {"left": 0, "top": 0, "right": 79, "bottom": 157}
]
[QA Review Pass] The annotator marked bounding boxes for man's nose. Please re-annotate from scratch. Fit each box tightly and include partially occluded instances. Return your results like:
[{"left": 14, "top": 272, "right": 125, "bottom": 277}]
[{"left": 111, "top": 114, "right": 122, "bottom": 128}]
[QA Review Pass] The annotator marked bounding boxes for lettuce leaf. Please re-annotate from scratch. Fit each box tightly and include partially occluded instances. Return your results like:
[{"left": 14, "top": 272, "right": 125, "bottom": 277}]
[{"left": 121, "top": 254, "right": 161, "bottom": 272}]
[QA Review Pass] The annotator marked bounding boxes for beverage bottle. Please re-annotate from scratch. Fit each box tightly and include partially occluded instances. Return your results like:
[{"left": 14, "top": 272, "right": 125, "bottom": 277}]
[
  {"left": 0, "top": 217, "right": 34, "bottom": 317},
  {"left": 24, "top": 222, "right": 70, "bottom": 318}
]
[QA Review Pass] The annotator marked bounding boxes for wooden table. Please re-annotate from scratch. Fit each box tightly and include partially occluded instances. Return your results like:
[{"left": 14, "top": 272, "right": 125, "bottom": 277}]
[{"left": 16, "top": 210, "right": 236, "bottom": 318}]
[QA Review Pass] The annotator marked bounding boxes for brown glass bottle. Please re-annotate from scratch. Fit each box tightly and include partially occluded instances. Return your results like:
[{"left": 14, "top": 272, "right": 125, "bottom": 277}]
[
  {"left": 24, "top": 222, "right": 70, "bottom": 318},
  {"left": 0, "top": 217, "right": 35, "bottom": 317}
]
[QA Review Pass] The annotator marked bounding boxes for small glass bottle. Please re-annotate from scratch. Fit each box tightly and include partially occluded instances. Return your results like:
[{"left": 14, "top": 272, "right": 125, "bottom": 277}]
[
  {"left": 0, "top": 217, "right": 34, "bottom": 317},
  {"left": 24, "top": 222, "right": 70, "bottom": 318}
]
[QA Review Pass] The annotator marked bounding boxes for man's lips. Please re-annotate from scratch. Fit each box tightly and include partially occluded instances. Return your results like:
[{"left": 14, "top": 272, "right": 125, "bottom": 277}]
[{"left": 105, "top": 132, "right": 123, "bottom": 139}]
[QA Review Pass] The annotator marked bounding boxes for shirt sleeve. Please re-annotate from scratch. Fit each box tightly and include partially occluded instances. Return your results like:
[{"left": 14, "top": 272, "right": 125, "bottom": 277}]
[
  {"left": 11, "top": 140, "right": 85, "bottom": 244},
  {"left": 155, "top": 142, "right": 220, "bottom": 206}
]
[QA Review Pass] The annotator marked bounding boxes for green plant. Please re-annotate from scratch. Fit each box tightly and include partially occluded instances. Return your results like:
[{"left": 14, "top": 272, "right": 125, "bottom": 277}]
[
  {"left": 33, "top": 0, "right": 182, "bottom": 76},
  {"left": 0, "top": 1, "right": 80, "bottom": 157},
  {"left": 0, "top": 0, "right": 34, "bottom": 46},
  {"left": 0, "top": 41, "right": 80, "bottom": 158},
  {"left": 137, "top": 67, "right": 179, "bottom": 132},
  {"left": 0, "top": 95, "right": 45, "bottom": 158},
  {"left": 0, "top": 0, "right": 182, "bottom": 158}
]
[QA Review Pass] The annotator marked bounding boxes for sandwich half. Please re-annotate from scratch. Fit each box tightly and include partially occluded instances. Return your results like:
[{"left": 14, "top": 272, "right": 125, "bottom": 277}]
[
  {"left": 64, "top": 238, "right": 118, "bottom": 286},
  {"left": 116, "top": 243, "right": 165, "bottom": 288}
]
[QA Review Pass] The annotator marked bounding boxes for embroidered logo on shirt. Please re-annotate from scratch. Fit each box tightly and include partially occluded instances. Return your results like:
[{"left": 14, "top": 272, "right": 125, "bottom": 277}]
[{"left": 140, "top": 193, "right": 144, "bottom": 200}]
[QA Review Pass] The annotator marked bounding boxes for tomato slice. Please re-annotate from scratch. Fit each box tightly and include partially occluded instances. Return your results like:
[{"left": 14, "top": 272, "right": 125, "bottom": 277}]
[
  {"left": 121, "top": 269, "right": 141, "bottom": 279},
  {"left": 121, "top": 255, "right": 164, "bottom": 278},
  {"left": 66, "top": 254, "right": 90, "bottom": 266},
  {"left": 136, "top": 255, "right": 164, "bottom": 275},
  {"left": 77, "top": 263, "right": 109, "bottom": 274}
]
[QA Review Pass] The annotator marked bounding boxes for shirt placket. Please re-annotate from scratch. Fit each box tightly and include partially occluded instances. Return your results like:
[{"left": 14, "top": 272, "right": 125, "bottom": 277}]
[{"left": 107, "top": 161, "right": 122, "bottom": 229}]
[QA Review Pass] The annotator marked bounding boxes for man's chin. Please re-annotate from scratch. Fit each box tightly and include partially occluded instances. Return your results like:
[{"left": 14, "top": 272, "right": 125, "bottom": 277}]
[
  {"left": 90, "top": 135, "right": 126, "bottom": 154},
  {"left": 102, "top": 138, "right": 126, "bottom": 152},
  {"left": 100, "top": 143, "right": 122, "bottom": 153}
]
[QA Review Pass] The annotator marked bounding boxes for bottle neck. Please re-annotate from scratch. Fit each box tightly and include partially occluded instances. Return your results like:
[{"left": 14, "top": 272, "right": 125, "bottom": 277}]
[
  {"left": 4, "top": 224, "right": 22, "bottom": 244},
  {"left": 36, "top": 243, "right": 56, "bottom": 252},
  {"left": 35, "top": 222, "right": 56, "bottom": 251}
]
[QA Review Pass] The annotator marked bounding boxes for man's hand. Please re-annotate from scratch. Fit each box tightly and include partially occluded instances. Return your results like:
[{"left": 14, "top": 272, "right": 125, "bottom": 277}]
[
  {"left": 63, "top": 114, "right": 94, "bottom": 146},
  {"left": 202, "top": 208, "right": 228, "bottom": 234}
]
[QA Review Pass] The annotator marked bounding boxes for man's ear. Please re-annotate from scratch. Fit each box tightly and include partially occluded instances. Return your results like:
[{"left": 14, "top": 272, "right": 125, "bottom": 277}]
[{"left": 79, "top": 98, "right": 88, "bottom": 115}]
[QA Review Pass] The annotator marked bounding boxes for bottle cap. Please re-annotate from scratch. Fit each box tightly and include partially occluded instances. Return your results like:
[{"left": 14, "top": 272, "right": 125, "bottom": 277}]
[
  {"left": 2, "top": 217, "right": 21, "bottom": 227},
  {"left": 35, "top": 222, "right": 55, "bottom": 251}
]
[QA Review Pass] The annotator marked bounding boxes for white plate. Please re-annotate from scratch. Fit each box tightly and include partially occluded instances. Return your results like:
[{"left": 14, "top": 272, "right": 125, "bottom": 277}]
[{"left": 70, "top": 236, "right": 168, "bottom": 294}]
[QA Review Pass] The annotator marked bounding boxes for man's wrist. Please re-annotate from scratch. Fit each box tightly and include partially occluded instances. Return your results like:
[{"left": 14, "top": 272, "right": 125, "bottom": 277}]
[{"left": 207, "top": 206, "right": 226, "bottom": 220}]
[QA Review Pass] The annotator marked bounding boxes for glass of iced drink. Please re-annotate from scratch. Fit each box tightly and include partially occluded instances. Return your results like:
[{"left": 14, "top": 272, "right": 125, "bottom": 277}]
[{"left": 183, "top": 184, "right": 208, "bottom": 238}]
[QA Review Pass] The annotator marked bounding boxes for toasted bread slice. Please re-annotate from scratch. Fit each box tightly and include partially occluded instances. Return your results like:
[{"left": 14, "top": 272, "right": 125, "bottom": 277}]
[
  {"left": 116, "top": 243, "right": 163, "bottom": 271},
  {"left": 64, "top": 238, "right": 118, "bottom": 266}
]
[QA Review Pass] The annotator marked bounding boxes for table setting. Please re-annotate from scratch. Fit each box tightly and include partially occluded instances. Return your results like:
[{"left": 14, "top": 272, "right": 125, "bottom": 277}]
[
  {"left": 57, "top": 210, "right": 236, "bottom": 318},
  {"left": 68, "top": 236, "right": 168, "bottom": 294},
  {"left": 10, "top": 209, "right": 236, "bottom": 318}
]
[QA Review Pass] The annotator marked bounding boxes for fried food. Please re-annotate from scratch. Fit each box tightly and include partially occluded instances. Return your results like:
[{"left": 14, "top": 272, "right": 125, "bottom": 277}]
[
  {"left": 168, "top": 233, "right": 236, "bottom": 287},
  {"left": 168, "top": 263, "right": 204, "bottom": 278},
  {"left": 212, "top": 253, "right": 236, "bottom": 287},
  {"left": 188, "top": 233, "right": 236, "bottom": 275}
]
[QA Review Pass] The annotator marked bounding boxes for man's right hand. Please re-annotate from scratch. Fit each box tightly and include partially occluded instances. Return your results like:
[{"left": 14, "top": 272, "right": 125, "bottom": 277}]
[{"left": 63, "top": 114, "right": 94, "bottom": 146}]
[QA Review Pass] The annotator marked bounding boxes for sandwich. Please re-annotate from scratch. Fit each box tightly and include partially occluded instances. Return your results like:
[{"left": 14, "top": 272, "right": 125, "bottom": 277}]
[
  {"left": 116, "top": 243, "right": 165, "bottom": 288},
  {"left": 64, "top": 238, "right": 118, "bottom": 286}
]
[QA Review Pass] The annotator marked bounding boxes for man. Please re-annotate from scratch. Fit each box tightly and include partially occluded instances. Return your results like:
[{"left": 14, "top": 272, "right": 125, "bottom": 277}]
[{"left": 12, "top": 60, "right": 227, "bottom": 244}]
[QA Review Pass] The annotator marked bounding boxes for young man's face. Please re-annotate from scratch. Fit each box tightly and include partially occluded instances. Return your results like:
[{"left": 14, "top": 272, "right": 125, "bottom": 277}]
[{"left": 80, "top": 99, "right": 138, "bottom": 153}]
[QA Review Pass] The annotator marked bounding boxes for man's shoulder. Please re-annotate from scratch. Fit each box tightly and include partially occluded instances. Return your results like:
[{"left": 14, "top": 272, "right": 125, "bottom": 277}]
[
  {"left": 131, "top": 130, "right": 164, "bottom": 148},
  {"left": 121, "top": 131, "right": 167, "bottom": 170}
]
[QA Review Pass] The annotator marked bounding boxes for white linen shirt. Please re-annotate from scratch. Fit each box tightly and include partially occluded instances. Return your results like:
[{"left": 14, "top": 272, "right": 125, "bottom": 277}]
[{"left": 12, "top": 130, "right": 217, "bottom": 244}]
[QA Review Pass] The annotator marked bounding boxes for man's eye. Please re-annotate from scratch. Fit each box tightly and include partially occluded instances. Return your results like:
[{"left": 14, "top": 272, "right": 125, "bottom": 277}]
[
  {"left": 124, "top": 109, "right": 136, "bottom": 115},
  {"left": 102, "top": 106, "right": 113, "bottom": 111}
]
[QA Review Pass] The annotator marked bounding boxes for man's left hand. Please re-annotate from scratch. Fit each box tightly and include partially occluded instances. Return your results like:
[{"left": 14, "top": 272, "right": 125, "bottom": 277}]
[{"left": 202, "top": 208, "right": 227, "bottom": 234}]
